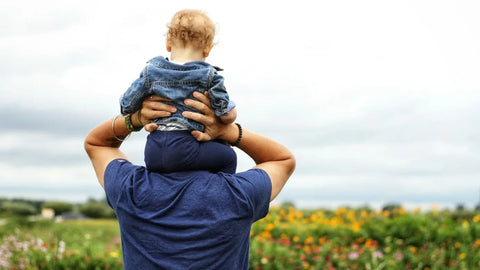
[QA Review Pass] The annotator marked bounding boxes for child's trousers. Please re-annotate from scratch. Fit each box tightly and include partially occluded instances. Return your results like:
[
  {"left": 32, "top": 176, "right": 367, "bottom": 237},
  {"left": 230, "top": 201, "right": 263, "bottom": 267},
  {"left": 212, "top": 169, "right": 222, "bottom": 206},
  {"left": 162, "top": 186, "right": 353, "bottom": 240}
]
[{"left": 144, "top": 130, "right": 237, "bottom": 174}]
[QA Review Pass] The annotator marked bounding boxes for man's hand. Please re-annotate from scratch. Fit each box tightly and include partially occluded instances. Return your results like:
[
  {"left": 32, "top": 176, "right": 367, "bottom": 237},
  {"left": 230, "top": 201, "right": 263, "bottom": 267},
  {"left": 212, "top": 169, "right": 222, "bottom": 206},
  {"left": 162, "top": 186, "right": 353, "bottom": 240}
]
[
  {"left": 182, "top": 91, "right": 231, "bottom": 142},
  {"left": 139, "top": 95, "right": 177, "bottom": 132}
]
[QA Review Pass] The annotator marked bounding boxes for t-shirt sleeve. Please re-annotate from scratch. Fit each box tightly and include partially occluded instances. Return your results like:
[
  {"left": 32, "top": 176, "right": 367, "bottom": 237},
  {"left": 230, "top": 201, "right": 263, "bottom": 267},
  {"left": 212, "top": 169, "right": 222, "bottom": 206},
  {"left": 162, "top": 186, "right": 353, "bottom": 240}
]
[
  {"left": 234, "top": 169, "right": 272, "bottom": 222},
  {"left": 104, "top": 159, "right": 138, "bottom": 210}
]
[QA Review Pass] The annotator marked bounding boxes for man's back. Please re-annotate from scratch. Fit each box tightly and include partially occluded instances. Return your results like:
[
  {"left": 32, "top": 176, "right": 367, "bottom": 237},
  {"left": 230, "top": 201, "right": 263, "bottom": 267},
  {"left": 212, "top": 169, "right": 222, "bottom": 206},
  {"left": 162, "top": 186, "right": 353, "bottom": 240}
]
[{"left": 104, "top": 159, "right": 271, "bottom": 269}]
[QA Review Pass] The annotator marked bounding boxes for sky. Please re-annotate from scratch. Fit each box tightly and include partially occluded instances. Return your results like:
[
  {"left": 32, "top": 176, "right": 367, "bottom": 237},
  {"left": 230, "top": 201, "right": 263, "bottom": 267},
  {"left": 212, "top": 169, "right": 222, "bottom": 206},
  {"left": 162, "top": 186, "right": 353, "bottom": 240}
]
[{"left": 1, "top": 0, "right": 479, "bottom": 210}]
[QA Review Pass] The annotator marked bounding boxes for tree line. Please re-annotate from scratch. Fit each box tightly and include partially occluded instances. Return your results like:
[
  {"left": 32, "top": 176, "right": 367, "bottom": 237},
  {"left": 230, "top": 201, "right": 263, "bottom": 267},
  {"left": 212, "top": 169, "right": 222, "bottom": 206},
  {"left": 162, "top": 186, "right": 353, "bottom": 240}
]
[{"left": 0, "top": 197, "right": 115, "bottom": 219}]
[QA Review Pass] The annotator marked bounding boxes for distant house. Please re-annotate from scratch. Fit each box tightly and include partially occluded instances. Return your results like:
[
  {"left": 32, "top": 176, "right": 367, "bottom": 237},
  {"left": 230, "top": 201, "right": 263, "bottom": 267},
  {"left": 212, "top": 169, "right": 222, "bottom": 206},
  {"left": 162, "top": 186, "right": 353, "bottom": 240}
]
[
  {"left": 55, "top": 212, "right": 87, "bottom": 222},
  {"left": 41, "top": 208, "right": 55, "bottom": 219}
]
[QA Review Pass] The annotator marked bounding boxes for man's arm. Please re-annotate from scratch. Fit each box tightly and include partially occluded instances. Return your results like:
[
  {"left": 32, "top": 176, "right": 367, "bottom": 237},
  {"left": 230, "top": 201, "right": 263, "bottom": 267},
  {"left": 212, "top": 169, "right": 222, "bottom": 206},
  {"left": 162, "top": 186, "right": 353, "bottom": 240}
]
[
  {"left": 183, "top": 92, "right": 296, "bottom": 201},
  {"left": 84, "top": 97, "right": 176, "bottom": 187}
]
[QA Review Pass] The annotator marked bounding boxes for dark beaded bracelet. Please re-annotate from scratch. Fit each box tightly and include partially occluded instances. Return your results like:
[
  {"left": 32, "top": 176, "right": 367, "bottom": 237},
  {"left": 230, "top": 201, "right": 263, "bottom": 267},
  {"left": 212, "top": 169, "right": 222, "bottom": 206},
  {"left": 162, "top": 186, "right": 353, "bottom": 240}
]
[{"left": 230, "top": 123, "right": 242, "bottom": 147}]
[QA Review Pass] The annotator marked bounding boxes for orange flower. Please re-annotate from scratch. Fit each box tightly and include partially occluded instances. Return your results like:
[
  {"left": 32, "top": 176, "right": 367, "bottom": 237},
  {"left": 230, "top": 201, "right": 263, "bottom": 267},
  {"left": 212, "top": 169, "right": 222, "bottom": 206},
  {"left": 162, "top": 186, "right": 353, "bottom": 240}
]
[
  {"left": 318, "top": 237, "right": 326, "bottom": 245},
  {"left": 475, "top": 239, "right": 480, "bottom": 247},
  {"left": 304, "top": 236, "right": 314, "bottom": 245}
]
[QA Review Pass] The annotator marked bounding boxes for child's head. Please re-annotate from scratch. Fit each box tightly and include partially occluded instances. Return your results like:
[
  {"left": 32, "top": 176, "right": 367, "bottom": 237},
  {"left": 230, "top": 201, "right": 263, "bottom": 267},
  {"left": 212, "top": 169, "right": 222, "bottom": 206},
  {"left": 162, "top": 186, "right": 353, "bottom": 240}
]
[{"left": 166, "top": 9, "right": 215, "bottom": 57}]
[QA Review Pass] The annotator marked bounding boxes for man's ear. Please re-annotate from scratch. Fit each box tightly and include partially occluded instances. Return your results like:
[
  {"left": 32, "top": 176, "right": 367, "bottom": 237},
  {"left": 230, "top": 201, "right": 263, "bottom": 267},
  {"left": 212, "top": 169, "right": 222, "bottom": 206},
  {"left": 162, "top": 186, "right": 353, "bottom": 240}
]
[{"left": 166, "top": 38, "right": 172, "bottom": 52}]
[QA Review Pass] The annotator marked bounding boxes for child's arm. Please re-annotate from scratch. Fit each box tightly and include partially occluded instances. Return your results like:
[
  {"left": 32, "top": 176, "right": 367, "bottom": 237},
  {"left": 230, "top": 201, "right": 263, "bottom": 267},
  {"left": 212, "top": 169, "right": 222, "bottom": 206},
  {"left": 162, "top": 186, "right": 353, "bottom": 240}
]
[
  {"left": 120, "top": 67, "right": 149, "bottom": 115},
  {"left": 219, "top": 107, "right": 237, "bottom": 124}
]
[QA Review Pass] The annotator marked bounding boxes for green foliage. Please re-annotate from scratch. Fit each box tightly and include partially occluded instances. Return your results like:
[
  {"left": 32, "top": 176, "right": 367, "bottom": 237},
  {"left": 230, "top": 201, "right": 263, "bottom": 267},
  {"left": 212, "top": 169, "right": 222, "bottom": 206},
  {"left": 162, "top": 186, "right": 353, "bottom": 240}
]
[
  {"left": 42, "top": 201, "right": 73, "bottom": 216},
  {"left": 0, "top": 219, "right": 122, "bottom": 269},
  {"left": 250, "top": 206, "right": 480, "bottom": 269},
  {"left": 79, "top": 202, "right": 115, "bottom": 219},
  {"left": 1, "top": 205, "right": 480, "bottom": 269},
  {"left": 0, "top": 200, "right": 38, "bottom": 216}
]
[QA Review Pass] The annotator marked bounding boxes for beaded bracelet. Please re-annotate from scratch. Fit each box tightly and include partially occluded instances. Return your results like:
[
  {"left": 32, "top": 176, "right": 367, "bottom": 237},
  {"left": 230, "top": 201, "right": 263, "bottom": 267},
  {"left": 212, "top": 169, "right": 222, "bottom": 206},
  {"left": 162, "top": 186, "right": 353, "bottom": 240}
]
[
  {"left": 125, "top": 113, "right": 142, "bottom": 132},
  {"left": 230, "top": 123, "right": 242, "bottom": 147}
]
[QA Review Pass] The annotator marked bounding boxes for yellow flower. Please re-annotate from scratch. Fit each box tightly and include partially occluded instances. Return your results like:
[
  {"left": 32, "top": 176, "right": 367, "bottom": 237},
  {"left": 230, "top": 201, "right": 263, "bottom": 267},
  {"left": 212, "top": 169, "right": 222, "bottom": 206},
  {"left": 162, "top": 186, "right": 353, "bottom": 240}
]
[
  {"left": 293, "top": 236, "right": 300, "bottom": 243},
  {"left": 473, "top": 215, "right": 480, "bottom": 223},
  {"left": 352, "top": 222, "right": 361, "bottom": 232},
  {"left": 384, "top": 246, "right": 391, "bottom": 253},
  {"left": 110, "top": 251, "right": 119, "bottom": 258},
  {"left": 459, "top": 253, "right": 466, "bottom": 260},
  {"left": 346, "top": 210, "right": 356, "bottom": 221},
  {"left": 335, "top": 207, "right": 347, "bottom": 216},
  {"left": 454, "top": 242, "right": 461, "bottom": 248},
  {"left": 409, "top": 246, "right": 418, "bottom": 253},
  {"left": 265, "top": 223, "right": 275, "bottom": 231}
]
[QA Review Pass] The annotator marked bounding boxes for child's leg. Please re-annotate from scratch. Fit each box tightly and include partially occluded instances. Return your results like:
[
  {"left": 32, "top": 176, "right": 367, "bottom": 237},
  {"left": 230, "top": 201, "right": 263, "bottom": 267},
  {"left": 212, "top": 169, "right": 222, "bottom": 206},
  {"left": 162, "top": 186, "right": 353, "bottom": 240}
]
[
  {"left": 144, "top": 131, "right": 236, "bottom": 173},
  {"left": 144, "top": 131, "right": 196, "bottom": 172},
  {"left": 195, "top": 140, "right": 237, "bottom": 174}
]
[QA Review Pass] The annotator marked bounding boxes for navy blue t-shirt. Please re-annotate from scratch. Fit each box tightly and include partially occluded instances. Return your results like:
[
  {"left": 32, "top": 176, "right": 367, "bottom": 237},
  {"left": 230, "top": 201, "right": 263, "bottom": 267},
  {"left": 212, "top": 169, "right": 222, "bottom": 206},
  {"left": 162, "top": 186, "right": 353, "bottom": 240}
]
[{"left": 104, "top": 159, "right": 271, "bottom": 270}]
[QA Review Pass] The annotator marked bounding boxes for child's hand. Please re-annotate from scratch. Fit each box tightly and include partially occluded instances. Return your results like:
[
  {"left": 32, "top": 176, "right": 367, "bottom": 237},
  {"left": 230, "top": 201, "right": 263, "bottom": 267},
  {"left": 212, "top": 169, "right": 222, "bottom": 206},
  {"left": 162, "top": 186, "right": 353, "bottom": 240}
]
[{"left": 144, "top": 123, "right": 158, "bottom": 132}]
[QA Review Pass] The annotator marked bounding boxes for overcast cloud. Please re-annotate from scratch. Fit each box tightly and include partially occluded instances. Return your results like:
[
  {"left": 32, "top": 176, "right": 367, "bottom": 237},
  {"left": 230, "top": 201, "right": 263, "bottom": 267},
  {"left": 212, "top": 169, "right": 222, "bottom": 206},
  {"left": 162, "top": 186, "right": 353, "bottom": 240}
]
[{"left": 1, "top": 0, "right": 479, "bottom": 209}]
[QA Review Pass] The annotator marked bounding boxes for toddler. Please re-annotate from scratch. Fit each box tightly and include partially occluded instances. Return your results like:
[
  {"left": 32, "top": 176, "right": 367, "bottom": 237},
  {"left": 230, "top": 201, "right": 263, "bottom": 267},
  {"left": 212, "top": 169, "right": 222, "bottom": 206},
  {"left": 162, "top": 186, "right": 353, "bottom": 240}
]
[{"left": 120, "top": 9, "right": 237, "bottom": 173}]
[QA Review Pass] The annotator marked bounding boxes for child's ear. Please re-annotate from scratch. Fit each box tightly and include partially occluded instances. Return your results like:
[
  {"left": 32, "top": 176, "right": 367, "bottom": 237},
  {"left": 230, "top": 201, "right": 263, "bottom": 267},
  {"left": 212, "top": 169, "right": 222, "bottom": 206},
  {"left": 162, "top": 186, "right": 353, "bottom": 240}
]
[
  {"left": 203, "top": 44, "right": 213, "bottom": 58},
  {"left": 166, "top": 38, "right": 172, "bottom": 52}
]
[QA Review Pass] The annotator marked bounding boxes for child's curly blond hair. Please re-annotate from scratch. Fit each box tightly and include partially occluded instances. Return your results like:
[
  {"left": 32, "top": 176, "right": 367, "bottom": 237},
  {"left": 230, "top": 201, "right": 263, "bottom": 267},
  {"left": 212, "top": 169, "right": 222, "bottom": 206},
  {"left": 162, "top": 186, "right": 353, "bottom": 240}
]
[{"left": 167, "top": 9, "right": 215, "bottom": 49}]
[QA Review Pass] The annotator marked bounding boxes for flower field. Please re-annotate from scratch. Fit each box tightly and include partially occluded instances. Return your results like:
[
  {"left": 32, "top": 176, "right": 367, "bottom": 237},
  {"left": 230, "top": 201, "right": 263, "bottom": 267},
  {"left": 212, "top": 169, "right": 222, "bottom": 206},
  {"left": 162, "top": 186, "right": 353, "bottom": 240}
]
[
  {"left": 1, "top": 205, "right": 479, "bottom": 269},
  {"left": 0, "top": 218, "right": 123, "bottom": 269},
  {"left": 250, "top": 206, "right": 480, "bottom": 269}
]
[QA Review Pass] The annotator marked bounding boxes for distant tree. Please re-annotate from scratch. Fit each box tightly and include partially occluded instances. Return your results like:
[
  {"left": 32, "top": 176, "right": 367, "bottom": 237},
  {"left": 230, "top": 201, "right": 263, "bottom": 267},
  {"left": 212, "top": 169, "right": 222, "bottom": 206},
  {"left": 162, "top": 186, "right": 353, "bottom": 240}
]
[
  {"left": 42, "top": 201, "right": 73, "bottom": 216},
  {"left": 279, "top": 201, "right": 296, "bottom": 209},
  {"left": 455, "top": 203, "right": 465, "bottom": 212},
  {"left": 0, "top": 201, "right": 38, "bottom": 216},
  {"left": 79, "top": 202, "right": 115, "bottom": 218},
  {"left": 382, "top": 203, "right": 402, "bottom": 212}
]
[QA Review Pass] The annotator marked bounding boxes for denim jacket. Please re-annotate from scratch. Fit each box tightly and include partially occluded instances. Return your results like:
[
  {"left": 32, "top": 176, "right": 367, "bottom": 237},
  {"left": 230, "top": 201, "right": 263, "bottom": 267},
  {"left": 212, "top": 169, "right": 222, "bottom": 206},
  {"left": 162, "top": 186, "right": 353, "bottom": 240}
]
[{"left": 120, "top": 56, "right": 235, "bottom": 131}]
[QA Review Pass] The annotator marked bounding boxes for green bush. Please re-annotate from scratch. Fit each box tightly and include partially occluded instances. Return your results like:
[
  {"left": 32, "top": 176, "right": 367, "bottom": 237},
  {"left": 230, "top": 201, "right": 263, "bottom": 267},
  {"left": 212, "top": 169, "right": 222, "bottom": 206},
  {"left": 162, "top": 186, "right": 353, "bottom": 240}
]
[
  {"left": 0, "top": 201, "right": 38, "bottom": 216},
  {"left": 79, "top": 202, "right": 115, "bottom": 218}
]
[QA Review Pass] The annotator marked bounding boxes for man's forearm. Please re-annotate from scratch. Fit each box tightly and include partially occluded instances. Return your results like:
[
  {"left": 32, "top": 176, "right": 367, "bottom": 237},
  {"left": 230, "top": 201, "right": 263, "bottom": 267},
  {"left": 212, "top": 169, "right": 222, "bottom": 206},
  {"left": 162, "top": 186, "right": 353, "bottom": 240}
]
[
  {"left": 237, "top": 129, "right": 294, "bottom": 167},
  {"left": 227, "top": 127, "right": 295, "bottom": 201},
  {"left": 85, "top": 116, "right": 130, "bottom": 150},
  {"left": 85, "top": 113, "right": 145, "bottom": 150}
]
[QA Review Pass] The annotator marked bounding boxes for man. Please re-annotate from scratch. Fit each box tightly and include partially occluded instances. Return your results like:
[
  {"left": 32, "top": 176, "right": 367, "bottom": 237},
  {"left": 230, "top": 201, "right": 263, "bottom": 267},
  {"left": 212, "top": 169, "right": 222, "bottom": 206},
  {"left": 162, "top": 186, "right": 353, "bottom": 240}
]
[{"left": 84, "top": 92, "right": 295, "bottom": 269}]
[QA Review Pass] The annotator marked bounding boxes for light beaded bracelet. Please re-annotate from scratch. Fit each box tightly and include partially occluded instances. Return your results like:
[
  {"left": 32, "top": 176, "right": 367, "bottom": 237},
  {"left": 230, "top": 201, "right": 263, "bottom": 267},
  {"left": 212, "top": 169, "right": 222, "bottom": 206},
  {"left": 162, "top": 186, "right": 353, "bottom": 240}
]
[
  {"left": 112, "top": 115, "right": 130, "bottom": 141},
  {"left": 230, "top": 123, "right": 242, "bottom": 147}
]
